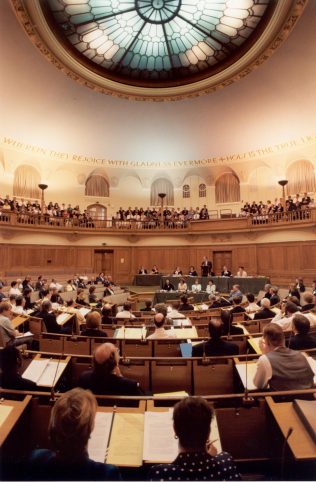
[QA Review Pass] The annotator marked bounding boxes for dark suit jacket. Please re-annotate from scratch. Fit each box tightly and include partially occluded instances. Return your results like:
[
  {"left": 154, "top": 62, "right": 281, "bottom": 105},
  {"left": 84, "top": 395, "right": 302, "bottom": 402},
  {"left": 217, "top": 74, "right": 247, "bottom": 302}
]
[
  {"left": 221, "top": 270, "right": 231, "bottom": 277},
  {"left": 178, "top": 303, "right": 194, "bottom": 312},
  {"left": 230, "top": 306, "right": 246, "bottom": 314},
  {"left": 78, "top": 371, "right": 143, "bottom": 395},
  {"left": 80, "top": 328, "right": 107, "bottom": 338},
  {"left": 288, "top": 333, "right": 316, "bottom": 350},
  {"left": 301, "top": 303, "right": 315, "bottom": 312},
  {"left": 254, "top": 308, "right": 275, "bottom": 320},
  {"left": 162, "top": 283, "right": 174, "bottom": 291},
  {"left": 201, "top": 261, "right": 212, "bottom": 276},
  {"left": 0, "top": 373, "right": 37, "bottom": 391},
  {"left": 138, "top": 269, "right": 148, "bottom": 274},
  {"left": 270, "top": 295, "right": 280, "bottom": 306},
  {"left": 39, "top": 312, "right": 61, "bottom": 333},
  {"left": 192, "top": 338, "right": 239, "bottom": 357}
]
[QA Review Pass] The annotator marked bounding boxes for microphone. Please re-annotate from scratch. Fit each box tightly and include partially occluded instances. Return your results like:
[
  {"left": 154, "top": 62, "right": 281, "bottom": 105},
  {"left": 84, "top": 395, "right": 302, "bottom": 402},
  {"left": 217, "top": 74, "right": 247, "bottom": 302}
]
[
  {"left": 50, "top": 349, "right": 64, "bottom": 403},
  {"left": 280, "top": 427, "right": 294, "bottom": 480},
  {"left": 227, "top": 310, "right": 232, "bottom": 340},
  {"left": 242, "top": 349, "right": 255, "bottom": 407},
  {"left": 201, "top": 340, "right": 210, "bottom": 366}
]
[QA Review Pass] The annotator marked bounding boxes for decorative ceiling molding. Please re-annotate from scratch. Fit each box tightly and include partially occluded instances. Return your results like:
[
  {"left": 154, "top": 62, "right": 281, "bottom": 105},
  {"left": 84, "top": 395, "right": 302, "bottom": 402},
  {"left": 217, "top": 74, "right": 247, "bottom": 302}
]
[{"left": 10, "top": 0, "right": 308, "bottom": 100}]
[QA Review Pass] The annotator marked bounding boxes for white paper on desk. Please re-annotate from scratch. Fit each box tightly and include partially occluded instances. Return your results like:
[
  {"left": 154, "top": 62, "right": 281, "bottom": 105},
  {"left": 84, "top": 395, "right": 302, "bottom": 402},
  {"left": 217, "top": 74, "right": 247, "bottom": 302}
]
[
  {"left": 88, "top": 412, "right": 113, "bottom": 463},
  {"left": 143, "top": 410, "right": 178, "bottom": 463},
  {"left": 174, "top": 327, "right": 198, "bottom": 339},
  {"left": 0, "top": 405, "right": 13, "bottom": 427},
  {"left": 22, "top": 359, "right": 49, "bottom": 384},
  {"left": 22, "top": 359, "right": 67, "bottom": 386},
  {"left": 16, "top": 331, "right": 33, "bottom": 339},
  {"left": 235, "top": 362, "right": 257, "bottom": 391},
  {"left": 107, "top": 412, "right": 144, "bottom": 467},
  {"left": 56, "top": 313, "right": 69, "bottom": 325},
  {"left": 78, "top": 307, "right": 90, "bottom": 317},
  {"left": 115, "top": 327, "right": 144, "bottom": 339},
  {"left": 247, "top": 336, "right": 262, "bottom": 354}
]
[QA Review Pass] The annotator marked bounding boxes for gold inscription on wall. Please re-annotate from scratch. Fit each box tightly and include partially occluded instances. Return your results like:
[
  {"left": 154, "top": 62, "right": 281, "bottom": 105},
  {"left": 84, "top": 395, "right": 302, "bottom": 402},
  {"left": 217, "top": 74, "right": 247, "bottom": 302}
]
[{"left": 2, "top": 134, "right": 316, "bottom": 169}]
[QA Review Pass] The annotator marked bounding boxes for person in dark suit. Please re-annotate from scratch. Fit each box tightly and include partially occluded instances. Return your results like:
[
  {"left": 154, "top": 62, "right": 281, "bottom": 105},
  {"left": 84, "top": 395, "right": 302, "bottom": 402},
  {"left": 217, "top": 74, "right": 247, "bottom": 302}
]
[
  {"left": 301, "top": 292, "right": 315, "bottom": 312},
  {"left": 269, "top": 286, "right": 280, "bottom": 306},
  {"left": 38, "top": 300, "right": 61, "bottom": 333},
  {"left": 138, "top": 266, "right": 147, "bottom": 274},
  {"left": 0, "top": 345, "right": 37, "bottom": 391},
  {"left": 162, "top": 279, "right": 174, "bottom": 291},
  {"left": 140, "top": 299, "right": 153, "bottom": 312},
  {"left": 221, "top": 265, "right": 231, "bottom": 277},
  {"left": 288, "top": 314, "right": 316, "bottom": 350},
  {"left": 173, "top": 266, "right": 183, "bottom": 275},
  {"left": 188, "top": 266, "right": 198, "bottom": 277},
  {"left": 80, "top": 311, "right": 107, "bottom": 338},
  {"left": 78, "top": 342, "right": 143, "bottom": 395},
  {"left": 254, "top": 298, "right": 276, "bottom": 320},
  {"left": 230, "top": 296, "right": 246, "bottom": 315},
  {"left": 178, "top": 295, "right": 194, "bottom": 312},
  {"left": 201, "top": 257, "right": 212, "bottom": 276},
  {"left": 192, "top": 319, "right": 239, "bottom": 357}
]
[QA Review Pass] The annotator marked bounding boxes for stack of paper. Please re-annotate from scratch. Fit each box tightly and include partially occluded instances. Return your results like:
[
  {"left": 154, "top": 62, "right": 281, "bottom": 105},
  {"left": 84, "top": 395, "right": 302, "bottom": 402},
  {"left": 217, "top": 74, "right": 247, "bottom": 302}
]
[{"left": 22, "top": 358, "right": 67, "bottom": 387}]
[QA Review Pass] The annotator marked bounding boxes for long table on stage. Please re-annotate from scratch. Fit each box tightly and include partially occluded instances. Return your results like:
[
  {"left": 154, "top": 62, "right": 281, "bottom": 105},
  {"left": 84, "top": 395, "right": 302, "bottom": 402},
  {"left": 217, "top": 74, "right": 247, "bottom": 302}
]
[
  {"left": 133, "top": 274, "right": 163, "bottom": 286},
  {"left": 153, "top": 291, "right": 209, "bottom": 305},
  {"left": 160, "top": 276, "right": 269, "bottom": 293}
]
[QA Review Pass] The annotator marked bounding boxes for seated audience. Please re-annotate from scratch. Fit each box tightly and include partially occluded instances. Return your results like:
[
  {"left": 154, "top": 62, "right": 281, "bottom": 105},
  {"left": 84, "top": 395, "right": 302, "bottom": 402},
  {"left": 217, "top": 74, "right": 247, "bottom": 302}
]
[
  {"left": 148, "top": 397, "right": 240, "bottom": 481},
  {"left": 0, "top": 301, "right": 23, "bottom": 346},
  {"left": 177, "top": 278, "right": 187, "bottom": 292},
  {"left": 236, "top": 266, "right": 247, "bottom": 277},
  {"left": 221, "top": 265, "right": 231, "bottom": 277},
  {"left": 35, "top": 275, "right": 44, "bottom": 291},
  {"left": 115, "top": 302, "right": 135, "bottom": 319},
  {"left": 253, "top": 298, "right": 275, "bottom": 320},
  {"left": 206, "top": 279, "right": 216, "bottom": 294},
  {"left": 269, "top": 286, "right": 280, "bottom": 306},
  {"left": 288, "top": 314, "right": 316, "bottom": 350},
  {"left": 101, "top": 303, "right": 114, "bottom": 324},
  {"left": 27, "top": 388, "right": 121, "bottom": 481},
  {"left": 12, "top": 295, "right": 27, "bottom": 315},
  {"left": 188, "top": 266, "right": 198, "bottom": 276},
  {"left": 228, "top": 284, "right": 242, "bottom": 302},
  {"left": 295, "top": 277, "right": 305, "bottom": 293},
  {"left": 230, "top": 296, "right": 246, "bottom": 315},
  {"left": 23, "top": 288, "right": 34, "bottom": 310},
  {"left": 220, "top": 310, "right": 243, "bottom": 335},
  {"left": 306, "top": 306, "right": 316, "bottom": 327},
  {"left": 0, "top": 345, "right": 37, "bottom": 390},
  {"left": 78, "top": 342, "right": 143, "bottom": 395},
  {"left": 173, "top": 266, "right": 183, "bottom": 276},
  {"left": 288, "top": 283, "right": 300, "bottom": 300},
  {"left": 38, "top": 300, "right": 61, "bottom": 334},
  {"left": 104, "top": 285, "right": 115, "bottom": 297},
  {"left": 192, "top": 319, "right": 239, "bottom": 357},
  {"left": 0, "top": 286, "right": 6, "bottom": 302},
  {"left": 81, "top": 311, "right": 107, "bottom": 338},
  {"left": 245, "top": 293, "right": 260, "bottom": 313},
  {"left": 140, "top": 299, "right": 154, "bottom": 312},
  {"left": 9, "top": 281, "right": 21, "bottom": 296},
  {"left": 154, "top": 303, "right": 173, "bottom": 325},
  {"left": 138, "top": 266, "right": 147, "bottom": 274},
  {"left": 271, "top": 301, "right": 299, "bottom": 331},
  {"left": 50, "top": 288, "right": 64, "bottom": 307},
  {"left": 253, "top": 324, "right": 314, "bottom": 391},
  {"left": 65, "top": 279, "right": 76, "bottom": 292},
  {"left": 88, "top": 285, "right": 98, "bottom": 304},
  {"left": 162, "top": 279, "right": 174, "bottom": 291},
  {"left": 260, "top": 284, "right": 272, "bottom": 302},
  {"left": 301, "top": 291, "right": 315, "bottom": 312},
  {"left": 178, "top": 294, "right": 194, "bottom": 312},
  {"left": 75, "top": 289, "right": 89, "bottom": 306},
  {"left": 147, "top": 313, "right": 177, "bottom": 340},
  {"left": 191, "top": 279, "right": 202, "bottom": 293}
]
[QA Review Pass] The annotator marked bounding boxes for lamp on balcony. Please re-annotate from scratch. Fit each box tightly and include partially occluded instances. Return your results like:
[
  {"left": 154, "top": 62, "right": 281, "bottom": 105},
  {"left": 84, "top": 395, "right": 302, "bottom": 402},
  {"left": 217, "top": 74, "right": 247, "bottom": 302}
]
[
  {"left": 278, "top": 180, "right": 288, "bottom": 207},
  {"left": 38, "top": 183, "right": 48, "bottom": 215},
  {"left": 158, "top": 193, "right": 166, "bottom": 226}
]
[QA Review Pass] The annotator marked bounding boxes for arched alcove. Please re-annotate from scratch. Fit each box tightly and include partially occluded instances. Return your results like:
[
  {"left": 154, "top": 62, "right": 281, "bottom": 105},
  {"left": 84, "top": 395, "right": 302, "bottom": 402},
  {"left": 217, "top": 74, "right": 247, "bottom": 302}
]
[
  {"left": 85, "top": 170, "right": 109, "bottom": 197},
  {"left": 13, "top": 164, "right": 41, "bottom": 199},
  {"left": 215, "top": 172, "right": 240, "bottom": 203},
  {"left": 286, "top": 160, "right": 316, "bottom": 194},
  {"left": 151, "top": 178, "right": 174, "bottom": 206}
]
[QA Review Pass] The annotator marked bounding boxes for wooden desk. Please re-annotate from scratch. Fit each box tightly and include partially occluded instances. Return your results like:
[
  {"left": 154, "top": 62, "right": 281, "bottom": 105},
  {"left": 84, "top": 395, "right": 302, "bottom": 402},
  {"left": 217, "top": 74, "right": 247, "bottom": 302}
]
[
  {"left": 22, "top": 354, "right": 71, "bottom": 388},
  {"left": 0, "top": 395, "right": 32, "bottom": 446},
  {"left": 12, "top": 314, "right": 29, "bottom": 329},
  {"left": 266, "top": 396, "right": 316, "bottom": 461}
]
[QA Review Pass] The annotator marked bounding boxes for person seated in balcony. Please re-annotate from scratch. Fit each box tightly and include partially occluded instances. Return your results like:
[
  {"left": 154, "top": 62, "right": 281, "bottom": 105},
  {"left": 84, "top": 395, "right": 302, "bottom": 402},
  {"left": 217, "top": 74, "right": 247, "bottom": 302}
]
[
  {"left": 147, "top": 313, "right": 177, "bottom": 340},
  {"left": 26, "top": 388, "right": 121, "bottom": 481},
  {"left": 173, "top": 266, "right": 182, "bottom": 276},
  {"left": 177, "top": 278, "right": 187, "bottom": 292},
  {"left": 253, "top": 324, "right": 314, "bottom": 391},
  {"left": 78, "top": 343, "right": 143, "bottom": 395},
  {"left": 206, "top": 279, "right": 216, "bottom": 295},
  {"left": 151, "top": 265, "right": 159, "bottom": 274},
  {"left": 138, "top": 266, "right": 147, "bottom": 274},
  {"left": 188, "top": 266, "right": 198, "bottom": 277},
  {"left": 192, "top": 319, "right": 239, "bottom": 357},
  {"left": 81, "top": 311, "right": 107, "bottom": 338},
  {"left": 115, "top": 302, "right": 135, "bottom": 320},
  {"left": 191, "top": 279, "right": 202, "bottom": 293},
  {"left": 253, "top": 298, "right": 276, "bottom": 320},
  {"left": 301, "top": 292, "right": 315, "bottom": 312},
  {"left": 162, "top": 279, "right": 174, "bottom": 291},
  {"left": 288, "top": 314, "right": 316, "bottom": 350},
  {"left": 221, "top": 265, "right": 231, "bottom": 277},
  {"left": 0, "top": 345, "right": 37, "bottom": 391},
  {"left": 236, "top": 266, "right": 248, "bottom": 277},
  {"left": 178, "top": 295, "right": 194, "bottom": 312}
]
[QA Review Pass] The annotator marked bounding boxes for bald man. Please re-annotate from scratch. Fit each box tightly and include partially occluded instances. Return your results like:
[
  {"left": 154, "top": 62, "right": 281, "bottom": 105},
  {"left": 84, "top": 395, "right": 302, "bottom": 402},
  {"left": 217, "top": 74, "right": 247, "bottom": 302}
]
[
  {"left": 147, "top": 313, "right": 177, "bottom": 339},
  {"left": 78, "top": 342, "right": 143, "bottom": 395}
]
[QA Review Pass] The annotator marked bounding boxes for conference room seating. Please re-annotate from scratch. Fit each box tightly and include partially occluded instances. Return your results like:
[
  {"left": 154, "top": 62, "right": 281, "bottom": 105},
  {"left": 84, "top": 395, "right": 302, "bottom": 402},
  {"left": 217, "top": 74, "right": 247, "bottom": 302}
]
[
  {"left": 193, "top": 357, "right": 235, "bottom": 395},
  {"left": 151, "top": 359, "right": 191, "bottom": 394},
  {"left": 63, "top": 334, "right": 90, "bottom": 355}
]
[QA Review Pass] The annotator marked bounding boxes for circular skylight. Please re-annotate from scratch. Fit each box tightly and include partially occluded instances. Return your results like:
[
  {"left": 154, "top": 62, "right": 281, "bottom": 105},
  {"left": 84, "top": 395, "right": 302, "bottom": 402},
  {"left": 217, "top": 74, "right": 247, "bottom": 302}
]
[{"left": 45, "top": 0, "right": 271, "bottom": 84}]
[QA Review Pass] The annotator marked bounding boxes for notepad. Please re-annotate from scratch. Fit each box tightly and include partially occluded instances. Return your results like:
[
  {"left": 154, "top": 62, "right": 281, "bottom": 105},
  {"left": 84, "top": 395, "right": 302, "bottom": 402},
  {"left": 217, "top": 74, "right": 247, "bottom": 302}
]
[
  {"left": 114, "top": 327, "right": 146, "bottom": 339},
  {"left": 22, "top": 358, "right": 67, "bottom": 387},
  {"left": 56, "top": 313, "right": 70, "bottom": 325},
  {"left": 0, "top": 405, "right": 13, "bottom": 427},
  {"left": 107, "top": 413, "right": 144, "bottom": 467},
  {"left": 247, "top": 336, "right": 262, "bottom": 354},
  {"left": 173, "top": 327, "right": 198, "bottom": 339},
  {"left": 78, "top": 307, "right": 91, "bottom": 317},
  {"left": 235, "top": 362, "right": 257, "bottom": 391},
  {"left": 173, "top": 318, "right": 192, "bottom": 327}
]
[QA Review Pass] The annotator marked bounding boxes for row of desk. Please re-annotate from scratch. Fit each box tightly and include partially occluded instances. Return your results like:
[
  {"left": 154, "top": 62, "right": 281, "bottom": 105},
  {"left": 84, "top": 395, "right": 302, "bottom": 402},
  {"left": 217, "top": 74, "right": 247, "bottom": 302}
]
[{"left": 134, "top": 274, "right": 269, "bottom": 293}]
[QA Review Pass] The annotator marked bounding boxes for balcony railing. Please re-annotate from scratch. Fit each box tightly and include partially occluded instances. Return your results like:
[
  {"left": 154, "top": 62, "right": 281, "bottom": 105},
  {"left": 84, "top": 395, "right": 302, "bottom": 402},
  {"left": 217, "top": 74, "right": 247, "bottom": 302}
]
[{"left": 0, "top": 208, "right": 314, "bottom": 233}]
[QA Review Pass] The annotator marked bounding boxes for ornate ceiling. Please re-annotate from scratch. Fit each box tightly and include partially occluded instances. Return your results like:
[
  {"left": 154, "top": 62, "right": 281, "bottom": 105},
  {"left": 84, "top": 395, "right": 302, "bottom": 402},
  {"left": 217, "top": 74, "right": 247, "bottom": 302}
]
[{"left": 12, "top": 0, "right": 307, "bottom": 100}]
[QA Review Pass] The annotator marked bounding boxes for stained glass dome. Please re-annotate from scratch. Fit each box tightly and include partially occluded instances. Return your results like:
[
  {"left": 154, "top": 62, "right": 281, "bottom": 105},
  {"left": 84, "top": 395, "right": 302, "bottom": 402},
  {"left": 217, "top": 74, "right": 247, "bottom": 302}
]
[{"left": 13, "top": 0, "right": 305, "bottom": 99}]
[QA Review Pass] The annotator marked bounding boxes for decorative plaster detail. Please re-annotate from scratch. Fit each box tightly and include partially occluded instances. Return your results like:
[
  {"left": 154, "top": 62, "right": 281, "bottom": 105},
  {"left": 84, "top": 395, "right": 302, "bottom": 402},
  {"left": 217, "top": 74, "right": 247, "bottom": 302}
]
[
  {"left": 127, "top": 235, "right": 140, "bottom": 243},
  {"left": 246, "top": 232, "right": 259, "bottom": 240},
  {"left": 77, "top": 173, "right": 86, "bottom": 185}
]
